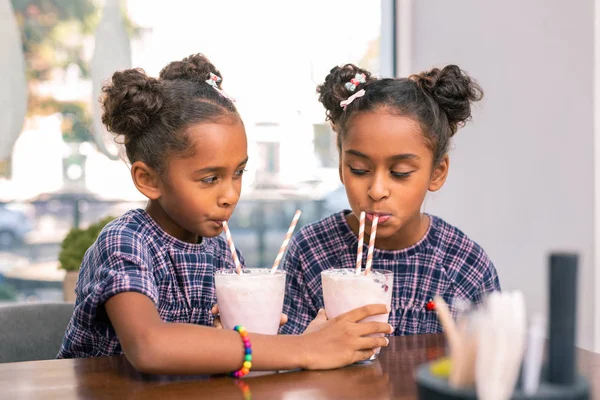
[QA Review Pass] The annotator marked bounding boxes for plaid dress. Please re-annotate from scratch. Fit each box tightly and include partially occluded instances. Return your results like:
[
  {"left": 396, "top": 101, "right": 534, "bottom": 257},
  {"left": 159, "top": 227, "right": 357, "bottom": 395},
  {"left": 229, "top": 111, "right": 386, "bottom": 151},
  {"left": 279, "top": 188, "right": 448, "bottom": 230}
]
[
  {"left": 57, "top": 209, "right": 242, "bottom": 358},
  {"left": 280, "top": 211, "right": 500, "bottom": 336}
]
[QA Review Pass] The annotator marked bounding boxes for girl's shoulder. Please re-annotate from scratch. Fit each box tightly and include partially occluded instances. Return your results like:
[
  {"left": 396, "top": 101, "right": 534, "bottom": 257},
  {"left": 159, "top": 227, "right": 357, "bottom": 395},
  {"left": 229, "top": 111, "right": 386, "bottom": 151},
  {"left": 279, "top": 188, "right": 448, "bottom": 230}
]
[
  {"left": 428, "top": 215, "right": 496, "bottom": 280},
  {"left": 84, "top": 209, "right": 169, "bottom": 267},
  {"left": 94, "top": 209, "right": 156, "bottom": 249},
  {"left": 428, "top": 215, "right": 488, "bottom": 258}
]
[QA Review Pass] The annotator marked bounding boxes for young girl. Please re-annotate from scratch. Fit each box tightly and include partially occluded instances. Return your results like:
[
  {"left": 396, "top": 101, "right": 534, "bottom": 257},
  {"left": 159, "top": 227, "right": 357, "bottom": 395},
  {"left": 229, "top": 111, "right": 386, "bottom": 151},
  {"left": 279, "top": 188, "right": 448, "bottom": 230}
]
[
  {"left": 281, "top": 64, "right": 501, "bottom": 336},
  {"left": 57, "top": 54, "right": 392, "bottom": 374}
]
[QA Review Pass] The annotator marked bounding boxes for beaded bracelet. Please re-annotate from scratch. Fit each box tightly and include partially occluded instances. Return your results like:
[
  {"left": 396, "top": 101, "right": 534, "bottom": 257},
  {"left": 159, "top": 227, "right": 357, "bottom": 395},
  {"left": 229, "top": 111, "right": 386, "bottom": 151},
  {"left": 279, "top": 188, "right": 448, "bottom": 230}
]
[{"left": 230, "top": 325, "right": 252, "bottom": 378}]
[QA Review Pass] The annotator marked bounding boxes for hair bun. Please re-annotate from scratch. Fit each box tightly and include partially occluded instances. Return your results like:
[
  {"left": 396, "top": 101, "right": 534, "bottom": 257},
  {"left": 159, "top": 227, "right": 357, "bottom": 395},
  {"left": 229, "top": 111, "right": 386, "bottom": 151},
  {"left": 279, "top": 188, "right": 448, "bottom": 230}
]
[
  {"left": 159, "top": 53, "right": 223, "bottom": 88},
  {"left": 411, "top": 65, "right": 483, "bottom": 134},
  {"left": 317, "top": 63, "right": 375, "bottom": 127},
  {"left": 101, "top": 68, "right": 163, "bottom": 140}
]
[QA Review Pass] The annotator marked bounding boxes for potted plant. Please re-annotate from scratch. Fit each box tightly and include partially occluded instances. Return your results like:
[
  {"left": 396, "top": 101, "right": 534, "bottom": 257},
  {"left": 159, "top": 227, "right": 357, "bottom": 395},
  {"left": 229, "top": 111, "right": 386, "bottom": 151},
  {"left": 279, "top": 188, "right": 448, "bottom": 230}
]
[{"left": 58, "top": 216, "right": 114, "bottom": 302}]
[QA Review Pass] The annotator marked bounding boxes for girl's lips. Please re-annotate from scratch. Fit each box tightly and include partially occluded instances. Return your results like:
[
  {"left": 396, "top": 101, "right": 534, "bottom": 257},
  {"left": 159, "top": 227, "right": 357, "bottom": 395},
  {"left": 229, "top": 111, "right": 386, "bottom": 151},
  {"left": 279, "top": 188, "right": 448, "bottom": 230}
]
[{"left": 366, "top": 213, "right": 391, "bottom": 223}]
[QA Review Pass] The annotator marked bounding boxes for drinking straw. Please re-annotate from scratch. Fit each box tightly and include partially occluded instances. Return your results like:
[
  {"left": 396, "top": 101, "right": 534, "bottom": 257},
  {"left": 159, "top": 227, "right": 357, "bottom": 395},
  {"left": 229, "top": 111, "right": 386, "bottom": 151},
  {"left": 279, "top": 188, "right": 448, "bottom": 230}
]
[
  {"left": 222, "top": 221, "right": 242, "bottom": 275},
  {"left": 270, "top": 209, "right": 302, "bottom": 273},
  {"left": 364, "top": 215, "right": 379, "bottom": 275},
  {"left": 355, "top": 211, "right": 366, "bottom": 275}
]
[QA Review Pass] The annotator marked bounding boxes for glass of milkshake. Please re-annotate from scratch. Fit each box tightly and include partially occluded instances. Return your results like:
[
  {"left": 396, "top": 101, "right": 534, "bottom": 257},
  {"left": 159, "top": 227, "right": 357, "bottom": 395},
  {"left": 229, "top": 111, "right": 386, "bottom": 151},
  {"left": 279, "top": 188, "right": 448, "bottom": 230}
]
[
  {"left": 321, "top": 268, "right": 393, "bottom": 360},
  {"left": 215, "top": 269, "right": 286, "bottom": 335}
]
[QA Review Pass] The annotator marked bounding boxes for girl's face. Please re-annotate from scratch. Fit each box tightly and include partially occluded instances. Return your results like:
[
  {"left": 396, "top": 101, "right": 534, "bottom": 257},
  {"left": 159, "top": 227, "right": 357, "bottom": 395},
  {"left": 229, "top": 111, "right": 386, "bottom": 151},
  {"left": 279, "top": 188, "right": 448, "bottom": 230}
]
[
  {"left": 340, "top": 109, "right": 448, "bottom": 250},
  {"left": 139, "top": 118, "right": 248, "bottom": 243}
]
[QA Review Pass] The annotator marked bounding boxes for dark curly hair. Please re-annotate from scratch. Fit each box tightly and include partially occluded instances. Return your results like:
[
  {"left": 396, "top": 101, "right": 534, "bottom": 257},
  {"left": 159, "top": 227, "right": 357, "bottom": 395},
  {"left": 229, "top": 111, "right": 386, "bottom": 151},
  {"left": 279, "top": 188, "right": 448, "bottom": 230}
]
[
  {"left": 317, "top": 64, "right": 483, "bottom": 165},
  {"left": 101, "top": 53, "right": 239, "bottom": 174}
]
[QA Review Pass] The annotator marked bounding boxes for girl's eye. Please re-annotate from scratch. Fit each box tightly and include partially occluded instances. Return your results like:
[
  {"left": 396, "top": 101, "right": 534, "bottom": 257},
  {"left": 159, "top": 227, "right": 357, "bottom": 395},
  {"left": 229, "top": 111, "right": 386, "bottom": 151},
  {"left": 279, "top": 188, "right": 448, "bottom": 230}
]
[
  {"left": 349, "top": 167, "right": 368, "bottom": 176},
  {"left": 391, "top": 171, "right": 413, "bottom": 179}
]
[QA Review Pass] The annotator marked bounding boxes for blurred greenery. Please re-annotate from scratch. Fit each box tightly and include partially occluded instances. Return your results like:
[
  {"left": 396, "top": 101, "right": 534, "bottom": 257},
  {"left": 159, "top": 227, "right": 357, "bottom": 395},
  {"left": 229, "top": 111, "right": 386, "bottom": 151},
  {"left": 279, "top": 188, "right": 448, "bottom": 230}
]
[
  {"left": 11, "top": 0, "right": 98, "bottom": 82},
  {"left": 58, "top": 216, "right": 114, "bottom": 271},
  {"left": 0, "top": 283, "right": 18, "bottom": 301},
  {"left": 11, "top": 0, "right": 139, "bottom": 143},
  {"left": 33, "top": 98, "right": 94, "bottom": 142}
]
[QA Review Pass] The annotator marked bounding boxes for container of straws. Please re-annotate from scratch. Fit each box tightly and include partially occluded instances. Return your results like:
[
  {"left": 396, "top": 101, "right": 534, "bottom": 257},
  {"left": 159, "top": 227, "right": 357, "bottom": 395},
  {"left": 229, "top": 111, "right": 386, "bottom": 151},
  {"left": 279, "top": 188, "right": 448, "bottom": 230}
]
[{"left": 415, "top": 253, "right": 590, "bottom": 400}]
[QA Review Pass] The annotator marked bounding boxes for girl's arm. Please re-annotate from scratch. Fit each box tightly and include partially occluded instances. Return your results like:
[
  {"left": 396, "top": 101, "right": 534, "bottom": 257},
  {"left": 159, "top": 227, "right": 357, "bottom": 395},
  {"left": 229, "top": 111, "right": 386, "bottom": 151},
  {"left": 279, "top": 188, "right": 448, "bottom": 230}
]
[{"left": 106, "top": 292, "right": 391, "bottom": 375}]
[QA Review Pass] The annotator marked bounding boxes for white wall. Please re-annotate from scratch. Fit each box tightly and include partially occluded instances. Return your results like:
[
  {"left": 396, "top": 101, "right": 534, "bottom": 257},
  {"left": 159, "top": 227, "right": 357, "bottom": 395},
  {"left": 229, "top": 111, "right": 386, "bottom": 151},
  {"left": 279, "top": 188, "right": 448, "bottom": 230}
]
[{"left": 403, "top": 0, "right": 596, "bottom": 350}]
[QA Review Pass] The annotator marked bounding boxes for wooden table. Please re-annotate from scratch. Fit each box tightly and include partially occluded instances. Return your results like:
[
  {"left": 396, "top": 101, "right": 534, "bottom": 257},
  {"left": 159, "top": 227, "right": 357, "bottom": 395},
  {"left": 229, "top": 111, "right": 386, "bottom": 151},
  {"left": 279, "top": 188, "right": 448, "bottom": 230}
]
[{"left": 1, "top": 334, "right": 599, "bottom": 399}]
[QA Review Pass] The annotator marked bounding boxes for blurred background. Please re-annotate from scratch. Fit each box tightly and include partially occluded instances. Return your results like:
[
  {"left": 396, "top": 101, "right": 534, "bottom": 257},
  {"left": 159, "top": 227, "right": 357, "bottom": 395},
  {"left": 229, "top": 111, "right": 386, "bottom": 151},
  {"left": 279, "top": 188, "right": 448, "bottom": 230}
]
[
  {"left": 0, "top": 0, "right": 598, "bottom": 352},
  {"left": 0, "top": 0, "right": 380, "bottom": 302}
]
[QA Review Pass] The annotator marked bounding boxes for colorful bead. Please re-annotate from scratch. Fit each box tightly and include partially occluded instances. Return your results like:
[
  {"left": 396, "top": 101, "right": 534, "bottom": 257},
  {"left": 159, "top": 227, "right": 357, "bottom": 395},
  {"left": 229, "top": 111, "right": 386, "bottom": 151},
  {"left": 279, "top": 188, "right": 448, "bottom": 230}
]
[
  {"left": 229, "top": 325, "right": 252, "bottom": 378},
  {"left": 426, "top": 299, "right": 436, "bottom": 311}
]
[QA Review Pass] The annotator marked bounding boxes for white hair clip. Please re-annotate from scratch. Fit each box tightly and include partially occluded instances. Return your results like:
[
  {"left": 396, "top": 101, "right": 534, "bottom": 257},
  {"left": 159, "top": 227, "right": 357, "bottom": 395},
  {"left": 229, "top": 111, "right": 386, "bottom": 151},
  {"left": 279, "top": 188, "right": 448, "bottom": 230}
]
[
  {"left": 205, "top": 72, "right": 236, "bottom": 102},
  {"left": 205, "top": 72, "right": 221, "bottom": 88},
  {"left": 340, "top": 89, "right": 366, "bottom": 110}
]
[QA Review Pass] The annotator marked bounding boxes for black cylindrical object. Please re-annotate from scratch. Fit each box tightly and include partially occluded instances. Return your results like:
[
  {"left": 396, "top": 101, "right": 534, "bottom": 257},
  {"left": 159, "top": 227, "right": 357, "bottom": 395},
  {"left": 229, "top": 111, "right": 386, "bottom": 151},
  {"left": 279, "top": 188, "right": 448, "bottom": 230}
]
[{"left": 548, "top": 252, "right": 578, "bottom": 385}]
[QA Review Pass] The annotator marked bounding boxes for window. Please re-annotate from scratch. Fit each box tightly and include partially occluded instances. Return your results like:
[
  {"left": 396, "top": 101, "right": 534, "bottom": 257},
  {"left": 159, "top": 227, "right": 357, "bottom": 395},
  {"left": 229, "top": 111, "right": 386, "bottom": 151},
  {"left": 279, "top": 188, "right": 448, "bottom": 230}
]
[{"left": 0, "top": 0, "right": 383, "bottom": 303}]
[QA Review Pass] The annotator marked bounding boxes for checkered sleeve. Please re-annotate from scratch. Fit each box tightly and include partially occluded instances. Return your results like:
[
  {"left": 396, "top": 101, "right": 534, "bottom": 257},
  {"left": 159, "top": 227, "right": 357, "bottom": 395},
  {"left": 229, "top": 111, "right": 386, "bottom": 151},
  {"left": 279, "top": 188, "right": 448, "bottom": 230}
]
[
  {"left": 448, "top": 239, "right": 501, "bottom": 306},
  {"left": 76, "top": 228, "right": 159, "bottom": 330},
  {"left": 479, "top": 256, "right": 501, "bottom": 301},
  {"left": 279, "top": 237, "right": 316, "bottom": 335},
  {"left": 96, "top": 253, "right": 159, "bottom": 306}
]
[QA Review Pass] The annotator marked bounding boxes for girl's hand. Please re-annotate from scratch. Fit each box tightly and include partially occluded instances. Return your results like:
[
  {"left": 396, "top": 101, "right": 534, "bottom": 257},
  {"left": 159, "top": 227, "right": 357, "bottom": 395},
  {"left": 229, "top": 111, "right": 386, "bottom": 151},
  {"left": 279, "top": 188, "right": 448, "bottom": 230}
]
[
  {"left": 303, "top": 309, "right": 329, "bottom": 334},
  {"left": 299, "top": 304, "right": 392, "bottom": 370},
  {"left": 211, "top": 304, "right": 288, "bottom": 329}
]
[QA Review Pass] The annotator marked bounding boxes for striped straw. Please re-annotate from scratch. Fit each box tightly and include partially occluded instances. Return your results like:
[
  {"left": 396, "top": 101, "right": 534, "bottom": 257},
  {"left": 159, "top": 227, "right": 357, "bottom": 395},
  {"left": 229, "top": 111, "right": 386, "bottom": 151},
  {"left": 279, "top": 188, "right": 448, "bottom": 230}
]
[
  {"left": 355, "top": 211, "right": 366, "bottom": 275},
  {"left": 222, "top": 221, "right": 242, "bottom": 275},
  {"left": 271, "top": 210, "right": 302, "bottom": 273},
  {"left": 364, "top": 215, "right": 379, "bottom": 275}
]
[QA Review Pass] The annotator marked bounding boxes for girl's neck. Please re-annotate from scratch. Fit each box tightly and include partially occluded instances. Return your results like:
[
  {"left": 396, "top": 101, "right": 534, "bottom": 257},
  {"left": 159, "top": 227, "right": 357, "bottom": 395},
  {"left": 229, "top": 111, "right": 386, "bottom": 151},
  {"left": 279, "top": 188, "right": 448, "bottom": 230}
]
[{"left": 145, "top": 200, "right": 200, "bottom": 244}]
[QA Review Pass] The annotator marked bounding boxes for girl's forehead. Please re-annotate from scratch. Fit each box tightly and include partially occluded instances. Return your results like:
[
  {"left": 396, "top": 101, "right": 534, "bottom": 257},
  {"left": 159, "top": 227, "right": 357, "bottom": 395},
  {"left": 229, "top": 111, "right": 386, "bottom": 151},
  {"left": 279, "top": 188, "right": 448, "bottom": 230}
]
[
  {"left": 344, "top": 112, "right": 428, "bottom": 153},
  {"left": 170, "top": 121, "right": 248, "bottom": 169},
  {"left": 189, "top": 120, "right": 246, "bottom": 148}
]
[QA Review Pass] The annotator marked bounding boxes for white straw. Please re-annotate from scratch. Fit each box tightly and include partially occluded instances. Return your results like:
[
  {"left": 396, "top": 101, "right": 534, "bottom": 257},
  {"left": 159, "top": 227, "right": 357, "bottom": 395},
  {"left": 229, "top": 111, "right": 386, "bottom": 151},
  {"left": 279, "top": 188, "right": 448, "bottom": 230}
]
[
  {"left": 364, "top": 215, "right": 378, "bottom": 275},
  {"left": 222, "top": 221, "right": 242, "bottom": 274},
  {"left": 270, "top": 210, "right": 302, "bottom": 273},
  {"left": 355, "top": 211, "right": 366, "bottom": 275}
]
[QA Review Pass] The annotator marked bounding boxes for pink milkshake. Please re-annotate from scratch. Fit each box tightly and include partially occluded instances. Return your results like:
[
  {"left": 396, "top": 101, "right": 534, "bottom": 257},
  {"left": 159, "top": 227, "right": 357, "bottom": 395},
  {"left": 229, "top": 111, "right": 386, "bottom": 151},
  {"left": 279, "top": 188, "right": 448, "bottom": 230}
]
[
  {"left": 215, "top": 269, "right": 286, "bottom": 335},
  {"left": 321, "top": 268, "right": 393, "bottom": 360}
]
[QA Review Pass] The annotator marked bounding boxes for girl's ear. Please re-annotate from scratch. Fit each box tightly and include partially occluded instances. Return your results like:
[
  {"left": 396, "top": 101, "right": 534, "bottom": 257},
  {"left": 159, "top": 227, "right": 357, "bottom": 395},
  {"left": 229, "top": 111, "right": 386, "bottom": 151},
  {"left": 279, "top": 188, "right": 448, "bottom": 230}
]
[
  {"left": 429, "top": 155, "right": 449, "bottom": 192},
  {"left": 131, "top": 161, "right": 162, "bottom": 199}
]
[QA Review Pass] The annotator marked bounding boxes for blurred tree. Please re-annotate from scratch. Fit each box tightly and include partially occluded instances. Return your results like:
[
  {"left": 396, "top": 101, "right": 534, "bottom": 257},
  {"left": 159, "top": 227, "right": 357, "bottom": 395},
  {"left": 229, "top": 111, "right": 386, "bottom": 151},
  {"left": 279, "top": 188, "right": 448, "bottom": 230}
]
[
  {"left": 32, "top": 98, "right": 93, "bottom": 142},
  {"left": 11, "top": 0, "right": 98, "bottom": 83},
  {"left": 11, "top": 0, "right": 138, "bottom": 143},
  {"left": 0, "top": 283, "right": 17, "bottom": 301}
]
